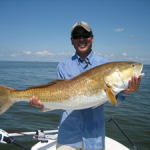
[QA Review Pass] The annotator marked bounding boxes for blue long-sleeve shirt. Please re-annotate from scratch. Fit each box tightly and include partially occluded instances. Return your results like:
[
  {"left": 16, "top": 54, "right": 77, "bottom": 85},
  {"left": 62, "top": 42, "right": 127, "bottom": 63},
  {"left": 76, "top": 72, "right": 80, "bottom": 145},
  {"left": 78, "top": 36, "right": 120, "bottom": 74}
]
[{"left": 55, "top": 51, "right": 127, "bottom": 149}]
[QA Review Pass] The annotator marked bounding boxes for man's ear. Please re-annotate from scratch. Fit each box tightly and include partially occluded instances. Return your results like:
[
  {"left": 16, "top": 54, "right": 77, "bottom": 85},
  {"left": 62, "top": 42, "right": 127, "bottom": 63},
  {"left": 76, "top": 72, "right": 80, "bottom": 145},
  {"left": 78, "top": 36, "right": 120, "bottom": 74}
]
[
  {"left": 91, "top": 35, "right": 94, "bottom": 43},
  {"left": 71, "top": 37, "right": 74, "bottom": 45}
]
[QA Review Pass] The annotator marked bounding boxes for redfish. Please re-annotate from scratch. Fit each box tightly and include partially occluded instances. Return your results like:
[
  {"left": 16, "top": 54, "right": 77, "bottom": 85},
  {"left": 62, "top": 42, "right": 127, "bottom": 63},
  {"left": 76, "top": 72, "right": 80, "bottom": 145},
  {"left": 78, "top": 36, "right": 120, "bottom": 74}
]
[{"left": 0, "top": 61, "right": 144, "bottom": 115}]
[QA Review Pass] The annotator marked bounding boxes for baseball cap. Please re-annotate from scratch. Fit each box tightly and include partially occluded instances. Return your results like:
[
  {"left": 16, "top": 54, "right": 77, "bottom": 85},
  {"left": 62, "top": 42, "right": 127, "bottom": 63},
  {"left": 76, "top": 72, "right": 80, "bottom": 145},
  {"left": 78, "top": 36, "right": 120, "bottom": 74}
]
[{"left": 71, "top": 21, "right": 93, "bottom": 36}]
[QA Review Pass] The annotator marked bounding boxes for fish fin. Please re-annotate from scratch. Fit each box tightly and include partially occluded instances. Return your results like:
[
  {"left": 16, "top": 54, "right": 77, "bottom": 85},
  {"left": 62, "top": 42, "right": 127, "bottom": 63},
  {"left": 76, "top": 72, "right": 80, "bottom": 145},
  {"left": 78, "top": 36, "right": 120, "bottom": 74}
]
[
  {"left": 92, "top": 101, "right": 106, "bottom": 109},
  {"left": 0, "top": 85, "right": 15, "bottom": 115},
  {"left": 27, "top": 79, "right": 66, "bottom": 90},
  {"left": 106, "top": 87, "right": 118, "bottom": 105},
  {"left": 39, "top": 108, "right": 54, "bottom": 112}
]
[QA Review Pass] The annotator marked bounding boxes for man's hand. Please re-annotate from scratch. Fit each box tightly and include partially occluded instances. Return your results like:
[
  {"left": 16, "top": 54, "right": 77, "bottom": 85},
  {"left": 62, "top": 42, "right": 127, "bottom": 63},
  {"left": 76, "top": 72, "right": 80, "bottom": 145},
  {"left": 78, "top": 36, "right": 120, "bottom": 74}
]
[
  {"left": 30, "top": 96, "right": 44, "bottom": 108},
  {"left": 123, "top": 75, "right": 141, "bottom": 94}
]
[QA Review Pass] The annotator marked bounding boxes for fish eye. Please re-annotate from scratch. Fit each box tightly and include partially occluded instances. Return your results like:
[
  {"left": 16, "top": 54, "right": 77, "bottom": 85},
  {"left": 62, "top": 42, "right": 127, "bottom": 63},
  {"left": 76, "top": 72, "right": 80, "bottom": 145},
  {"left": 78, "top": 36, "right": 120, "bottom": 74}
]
[{"left": 132, "top": 64, "right": 134, "bottom": 67}]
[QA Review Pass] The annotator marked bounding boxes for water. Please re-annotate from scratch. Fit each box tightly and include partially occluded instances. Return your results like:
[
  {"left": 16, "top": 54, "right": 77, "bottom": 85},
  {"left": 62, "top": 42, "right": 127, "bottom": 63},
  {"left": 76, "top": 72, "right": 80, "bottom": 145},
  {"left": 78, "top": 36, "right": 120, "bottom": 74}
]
[{"left": 0, "top": 61, "right": 150, "bottom": 150}]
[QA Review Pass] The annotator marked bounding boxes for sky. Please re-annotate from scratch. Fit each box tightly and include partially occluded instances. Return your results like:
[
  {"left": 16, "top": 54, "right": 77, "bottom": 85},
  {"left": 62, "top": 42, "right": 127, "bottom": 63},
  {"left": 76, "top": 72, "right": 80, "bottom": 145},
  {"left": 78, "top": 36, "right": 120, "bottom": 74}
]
[{"left": 0, "top": 0, "right": 150, "bottom": 64}]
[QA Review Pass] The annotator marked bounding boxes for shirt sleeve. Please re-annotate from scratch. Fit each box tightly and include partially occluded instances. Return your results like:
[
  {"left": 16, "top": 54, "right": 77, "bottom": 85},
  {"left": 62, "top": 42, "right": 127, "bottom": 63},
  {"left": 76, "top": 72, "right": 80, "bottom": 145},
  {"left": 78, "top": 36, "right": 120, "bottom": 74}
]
[
  {"left": 55, "top": 65, "right": 65, "bottom": 79},
  {"left": 55, "top": 61, "right": 68, "bottom": 79},
  {"left": 116, "top": 91, "right": 128, "bottom": 105}
]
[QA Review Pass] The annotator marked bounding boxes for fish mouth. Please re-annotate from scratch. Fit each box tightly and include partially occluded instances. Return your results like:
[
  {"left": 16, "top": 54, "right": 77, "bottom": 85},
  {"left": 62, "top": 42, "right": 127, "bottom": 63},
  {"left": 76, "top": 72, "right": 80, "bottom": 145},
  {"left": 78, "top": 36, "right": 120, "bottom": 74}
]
[
  {"left": 135, "top": 65, "right": 144, "bottom": 78},
  {"left": 140, "top": 73, "right": 145, "bottom": 78},
  {"left": 133, "top": 63, "right": 144, "bottom": 78}
]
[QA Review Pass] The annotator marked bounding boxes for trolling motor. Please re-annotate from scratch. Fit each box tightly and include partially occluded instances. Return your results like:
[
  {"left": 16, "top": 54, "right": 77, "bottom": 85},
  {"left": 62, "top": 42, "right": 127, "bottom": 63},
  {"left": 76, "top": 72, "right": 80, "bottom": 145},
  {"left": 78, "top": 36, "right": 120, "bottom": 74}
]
[{"left": 0, "top": 129, "right": 31, "bottom": 150}]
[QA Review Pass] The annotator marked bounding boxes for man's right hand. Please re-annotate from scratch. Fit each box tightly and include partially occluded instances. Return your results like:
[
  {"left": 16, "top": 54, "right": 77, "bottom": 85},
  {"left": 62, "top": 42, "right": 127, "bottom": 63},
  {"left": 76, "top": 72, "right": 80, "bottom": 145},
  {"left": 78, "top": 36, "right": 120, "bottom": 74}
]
[{"left": 30, "top": 96, "right": 44, "bottom": 108}]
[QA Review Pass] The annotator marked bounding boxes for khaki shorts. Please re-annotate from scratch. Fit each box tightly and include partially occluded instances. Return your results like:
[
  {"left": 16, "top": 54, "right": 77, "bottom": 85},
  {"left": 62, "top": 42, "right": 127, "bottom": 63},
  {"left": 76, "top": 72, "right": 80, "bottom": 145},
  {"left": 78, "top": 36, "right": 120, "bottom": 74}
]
[{"left": 56, "top": 142, "right": 105, "bottom": 150}]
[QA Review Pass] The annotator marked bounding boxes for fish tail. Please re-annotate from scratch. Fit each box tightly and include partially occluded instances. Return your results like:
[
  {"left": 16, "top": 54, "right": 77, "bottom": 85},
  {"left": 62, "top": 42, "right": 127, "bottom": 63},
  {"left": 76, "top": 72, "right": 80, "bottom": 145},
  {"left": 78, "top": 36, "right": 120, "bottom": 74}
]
[{"left": 0, "top": 85, "right": 15, "bottom": 115}]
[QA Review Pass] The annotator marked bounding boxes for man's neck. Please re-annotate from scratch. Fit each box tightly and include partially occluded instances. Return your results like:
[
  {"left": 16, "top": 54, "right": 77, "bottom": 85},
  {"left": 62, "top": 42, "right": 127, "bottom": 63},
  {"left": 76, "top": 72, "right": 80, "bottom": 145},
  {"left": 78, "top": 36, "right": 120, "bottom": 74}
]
[{"left": 77, "top": 50, "right": 92, "bottom": 61}]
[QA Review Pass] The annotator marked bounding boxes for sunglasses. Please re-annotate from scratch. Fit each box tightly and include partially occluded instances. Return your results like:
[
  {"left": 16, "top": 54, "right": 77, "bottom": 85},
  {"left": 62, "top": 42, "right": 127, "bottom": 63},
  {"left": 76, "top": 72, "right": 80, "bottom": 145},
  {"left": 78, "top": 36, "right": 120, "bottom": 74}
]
[{"left": 72, "top": 33, "right": 92, "bottom": 39}]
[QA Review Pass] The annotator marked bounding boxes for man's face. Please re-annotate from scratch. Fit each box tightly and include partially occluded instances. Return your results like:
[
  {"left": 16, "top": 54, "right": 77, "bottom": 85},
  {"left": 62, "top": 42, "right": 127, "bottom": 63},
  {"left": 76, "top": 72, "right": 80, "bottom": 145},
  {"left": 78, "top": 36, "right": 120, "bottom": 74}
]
[{"left": 71, "top": 28, "right": 94, "bottom": 56}]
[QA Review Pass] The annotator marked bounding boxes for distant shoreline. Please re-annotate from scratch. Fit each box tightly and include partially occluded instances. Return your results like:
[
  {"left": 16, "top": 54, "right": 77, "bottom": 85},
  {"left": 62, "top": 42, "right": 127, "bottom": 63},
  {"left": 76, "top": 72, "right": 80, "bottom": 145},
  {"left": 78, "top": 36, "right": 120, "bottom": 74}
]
[{"left": 0, "top": 60, "right": 59, "bottom": 63}]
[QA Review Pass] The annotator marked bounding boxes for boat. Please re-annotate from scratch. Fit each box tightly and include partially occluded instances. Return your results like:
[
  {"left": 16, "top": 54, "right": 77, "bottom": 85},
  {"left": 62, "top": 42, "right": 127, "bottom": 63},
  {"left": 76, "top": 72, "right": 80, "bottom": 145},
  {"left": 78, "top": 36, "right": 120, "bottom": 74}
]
[
  {"left": 0, "top": 116, "right": 139, "bottom": 150},
  {"left": 0, "top": 129, "right": 130, "bottom": 150},
  {"left": 32, "top": 133, "right": 130, "bottom": 150}
]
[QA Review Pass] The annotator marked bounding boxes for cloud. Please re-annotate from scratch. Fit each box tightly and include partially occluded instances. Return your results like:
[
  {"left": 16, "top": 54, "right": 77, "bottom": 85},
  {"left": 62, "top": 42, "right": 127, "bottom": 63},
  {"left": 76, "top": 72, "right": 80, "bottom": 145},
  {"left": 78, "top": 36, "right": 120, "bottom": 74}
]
[
  {"left": 35, "top": 50, "right": 56, "bottom": 56},
  {"left": 94, "top": 52, "right": 101, "bottom": 56},
  {"left": 122, "top": 52, "right": 128, "bottom": 56},
  {"left": 11, "top": 53, "right": 22, "bottom": 57},
  {"left": 23, "top": 51, "right": 31, "bottom": 55},
  {"left": 58, "top": 52, "right": 73, "bottom": 56},
  {"left": 3, "top": 50, "right": 149, "bottom": 64},
  {"left": 130, "top": 34, "right": 136, "bottom": 37},
  {"left": 104, "top": 54, "right": 114, "bottom": 58},
  {"left": 2, "top": 49, "right": 7, "bottom": 52},
  {"left": 101, "top": 52, "right": 150, "bottom": 63},
  {"left": 57, "top": 52, "right": 75, "bottom": 57},
  {"left": 126, "top": 57, "right": 134, "bottom": 60},
  {"left": 140, "top": 58, "right": 150, "bottom": 61},
  {"left": 114, "top": 28, "right": 124, "bottom": 32}
]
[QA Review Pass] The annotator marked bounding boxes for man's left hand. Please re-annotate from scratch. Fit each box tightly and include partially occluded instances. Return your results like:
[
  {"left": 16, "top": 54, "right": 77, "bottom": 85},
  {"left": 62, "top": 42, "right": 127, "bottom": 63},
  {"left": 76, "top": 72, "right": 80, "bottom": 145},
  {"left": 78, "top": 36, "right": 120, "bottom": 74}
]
[{"left": 123, "top": 75, "right": 141, "bottom": 94}]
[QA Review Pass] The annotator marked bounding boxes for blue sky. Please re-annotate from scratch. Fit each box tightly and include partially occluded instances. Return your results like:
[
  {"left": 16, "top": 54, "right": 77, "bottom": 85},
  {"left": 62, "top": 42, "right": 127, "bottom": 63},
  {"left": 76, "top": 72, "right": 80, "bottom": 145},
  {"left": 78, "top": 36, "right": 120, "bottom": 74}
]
[{"left": 0, "top": 0, "right": 150, "bottom": 64}]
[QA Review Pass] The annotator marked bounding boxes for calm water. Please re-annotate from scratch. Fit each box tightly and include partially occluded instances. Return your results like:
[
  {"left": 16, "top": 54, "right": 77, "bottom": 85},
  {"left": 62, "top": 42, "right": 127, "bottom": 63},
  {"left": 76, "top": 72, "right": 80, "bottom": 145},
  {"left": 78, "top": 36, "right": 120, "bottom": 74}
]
[{"left": 0, "top": 61, "right": 150, "bottom": 150}]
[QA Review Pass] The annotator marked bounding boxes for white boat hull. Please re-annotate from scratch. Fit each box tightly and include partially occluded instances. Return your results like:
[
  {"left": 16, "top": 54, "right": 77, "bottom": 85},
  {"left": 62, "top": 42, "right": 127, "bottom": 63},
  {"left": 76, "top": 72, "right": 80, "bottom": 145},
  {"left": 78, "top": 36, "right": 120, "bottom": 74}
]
[
  {"left": 32, "top": 136, "right": 130, "bottom": 150},
  {"left": 7, "top": 130, "right": 130, "bottom": 150}
]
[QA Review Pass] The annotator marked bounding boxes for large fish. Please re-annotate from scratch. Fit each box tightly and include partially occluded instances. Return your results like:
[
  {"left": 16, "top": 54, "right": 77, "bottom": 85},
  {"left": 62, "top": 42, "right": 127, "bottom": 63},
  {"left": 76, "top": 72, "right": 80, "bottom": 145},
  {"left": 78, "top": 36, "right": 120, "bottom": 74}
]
[{"left": 0, "top": 61, "right": 144, "bottom": 115}]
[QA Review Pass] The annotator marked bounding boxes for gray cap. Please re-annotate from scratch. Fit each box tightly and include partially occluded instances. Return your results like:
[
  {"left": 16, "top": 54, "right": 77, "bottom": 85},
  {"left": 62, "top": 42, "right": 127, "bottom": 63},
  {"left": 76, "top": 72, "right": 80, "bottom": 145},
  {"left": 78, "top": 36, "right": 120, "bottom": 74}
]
[{"left": 71, "top": 21, "right": 93, "bottom": 36}]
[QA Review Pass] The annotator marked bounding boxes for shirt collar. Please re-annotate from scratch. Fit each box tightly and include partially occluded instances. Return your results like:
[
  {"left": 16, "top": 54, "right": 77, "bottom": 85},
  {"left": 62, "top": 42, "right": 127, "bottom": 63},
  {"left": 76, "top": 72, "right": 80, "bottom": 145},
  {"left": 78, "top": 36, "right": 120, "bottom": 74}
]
[{"left": 74, "top": 51, "right": 94, "bottom": 65}]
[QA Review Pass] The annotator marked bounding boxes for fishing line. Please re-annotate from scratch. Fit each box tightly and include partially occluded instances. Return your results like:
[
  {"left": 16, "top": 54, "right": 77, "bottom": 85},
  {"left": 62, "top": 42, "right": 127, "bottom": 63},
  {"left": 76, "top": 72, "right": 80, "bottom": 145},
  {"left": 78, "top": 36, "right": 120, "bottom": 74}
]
[{"left": 7, "top": 131, "right": 29, "bottom": 136}]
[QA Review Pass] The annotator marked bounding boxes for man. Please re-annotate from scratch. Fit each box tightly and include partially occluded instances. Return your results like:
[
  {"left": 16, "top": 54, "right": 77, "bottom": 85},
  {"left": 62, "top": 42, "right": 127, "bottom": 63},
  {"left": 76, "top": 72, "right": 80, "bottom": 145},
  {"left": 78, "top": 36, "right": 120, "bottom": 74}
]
[{"left": 30, "top": 21, "right": 141, "bottom": 150}]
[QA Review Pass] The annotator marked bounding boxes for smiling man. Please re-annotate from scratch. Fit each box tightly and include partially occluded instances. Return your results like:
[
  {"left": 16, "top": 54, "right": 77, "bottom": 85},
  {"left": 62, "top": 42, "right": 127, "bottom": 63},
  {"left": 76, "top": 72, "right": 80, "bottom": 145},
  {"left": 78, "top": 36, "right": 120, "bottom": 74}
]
[
  {"left": 30, "top": 21, "right": 141, "bottom": 150},
  {"left": 71, "top": 22, "right": 93, "bottom": 61}
]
